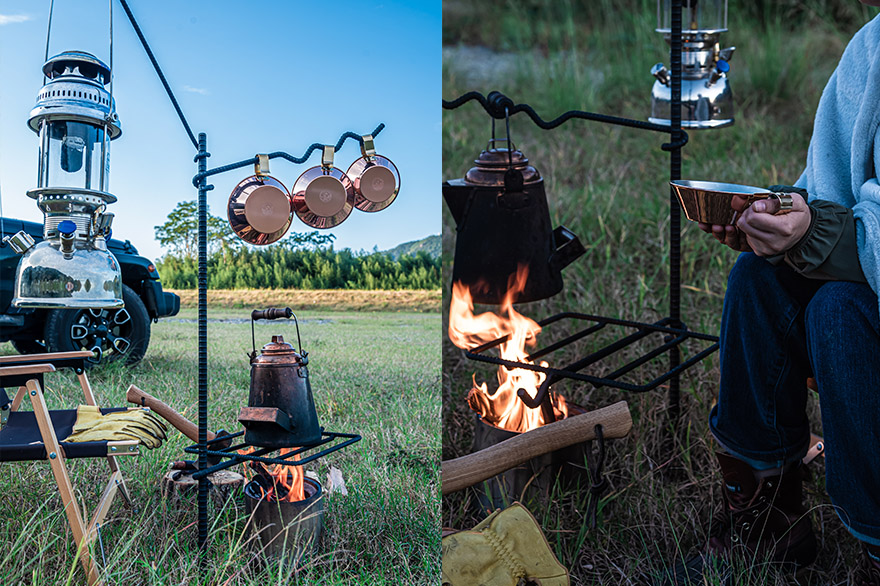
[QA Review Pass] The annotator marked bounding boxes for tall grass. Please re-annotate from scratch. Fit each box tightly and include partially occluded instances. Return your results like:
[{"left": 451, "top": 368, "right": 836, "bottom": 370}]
[
  {"left": 443, "top": 1, "right": 877, "bottom": 583},
  {"left": 0, "top": 308, "right": 440, "bottom": 584}
]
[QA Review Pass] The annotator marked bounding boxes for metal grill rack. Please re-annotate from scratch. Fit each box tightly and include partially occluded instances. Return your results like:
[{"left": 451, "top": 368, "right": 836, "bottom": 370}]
[
  {"left": 443, "top": 0, "right": 719, "bottom": 422},
  {"left": 465, "top": 313, "right": 718, "bottom": 423},
  {"left": 183, "top": 431, "right": 361, "bottom": 480}
]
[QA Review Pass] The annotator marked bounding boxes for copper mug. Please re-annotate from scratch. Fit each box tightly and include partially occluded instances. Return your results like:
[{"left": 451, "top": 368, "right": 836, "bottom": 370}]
[
  {"left": 227, "top": 156, "right": 293, "bottom": 245},
  {"left": 670, "top": 180, "right": 778, "bottom": 225},
  {"left": 346, "top": 134, "right": 400, "bottom": 213},
  {"left": 292, "top": 146, "right": 354, "bottom": 229}
]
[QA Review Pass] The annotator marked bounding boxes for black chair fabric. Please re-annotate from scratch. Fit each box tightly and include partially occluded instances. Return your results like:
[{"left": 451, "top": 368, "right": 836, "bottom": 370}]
[{"left": 0, "top": 407, "right": 128, "bottom": 462}]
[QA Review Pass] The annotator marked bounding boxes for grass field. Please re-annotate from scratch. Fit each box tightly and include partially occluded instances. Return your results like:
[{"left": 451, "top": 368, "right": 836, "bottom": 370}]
[
  {"left": 442, "top": 1, "right": 877, "bottom": 584},
  {"left": 168, "top": 289, "right": 440, "bottom": 313},
  {"left": 0, "top": 306, "right": 440, "bottom": 585}
]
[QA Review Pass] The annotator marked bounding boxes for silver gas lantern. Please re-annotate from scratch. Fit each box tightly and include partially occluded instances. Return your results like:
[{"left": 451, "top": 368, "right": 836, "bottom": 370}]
[
  {"left": 650, "top": 0, "right": 735, "bottom": 129},
  {"left": 5, "top": 51, "right": 123, "bottom": 308}
]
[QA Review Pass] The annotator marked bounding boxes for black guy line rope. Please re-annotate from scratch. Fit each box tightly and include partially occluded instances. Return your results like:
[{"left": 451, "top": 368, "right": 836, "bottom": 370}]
[{"left": 118, "top": 0, "right": 199, "bottom": 149}]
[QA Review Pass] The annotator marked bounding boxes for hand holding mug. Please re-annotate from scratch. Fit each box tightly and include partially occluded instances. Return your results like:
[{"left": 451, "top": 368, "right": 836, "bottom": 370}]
[
  {"left": 699, "top": 192, "right": 811, "bottom": 256},
  {"left": 735, "top": 192, "right": 811, "bottom": 257}
]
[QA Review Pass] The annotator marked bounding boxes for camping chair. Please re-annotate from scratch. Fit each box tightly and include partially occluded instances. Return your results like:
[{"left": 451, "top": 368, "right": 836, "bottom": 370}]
[{"left": 0, "top": 351, "right": 139, "bottom": 586}]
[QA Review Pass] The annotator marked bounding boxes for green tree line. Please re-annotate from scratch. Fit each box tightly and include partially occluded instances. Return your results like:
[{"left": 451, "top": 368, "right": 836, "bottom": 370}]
[
  {"left": 156, "top": 246, "right": 440, "bottom": 290},
  {"left": 153, "top": 200, "right": 440, "bottom": 290}
]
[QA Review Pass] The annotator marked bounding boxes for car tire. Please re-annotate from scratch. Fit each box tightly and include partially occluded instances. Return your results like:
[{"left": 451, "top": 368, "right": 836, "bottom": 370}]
[
  {"left": 44, "top": 284, "right": 151, "bottom": 365},
  {"left": 11, "top": 338, "right": 48, "bottom": 355}
]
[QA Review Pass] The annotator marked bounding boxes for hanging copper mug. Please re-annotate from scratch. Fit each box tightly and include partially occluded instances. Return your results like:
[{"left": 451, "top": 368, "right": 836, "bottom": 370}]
[
  {"left": 227, "top": 155, "right": 293, "bottom": 245},
  {"left": 292, "top": 146, "right": 354, "bottom": 229},
  {"left": 346, "top": 134, "right": 400, "bottom": 213}
]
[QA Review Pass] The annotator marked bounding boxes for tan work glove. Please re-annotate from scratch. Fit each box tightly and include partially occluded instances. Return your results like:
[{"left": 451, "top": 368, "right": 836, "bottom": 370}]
[
  {"left": 65, "top": 406, "right": 168, "bottom": 448},
  {"left": 442, "top": 503, "right": 569, "bottom": 586}
]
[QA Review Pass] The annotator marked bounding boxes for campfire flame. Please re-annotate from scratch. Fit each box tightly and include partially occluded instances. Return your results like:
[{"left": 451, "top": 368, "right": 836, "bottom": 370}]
[
  {"left": 448, "top": 266, "right": 568, "bottom": 433},
  {"left": 239, "top": 447, "right": 305, "bottom": 502}
]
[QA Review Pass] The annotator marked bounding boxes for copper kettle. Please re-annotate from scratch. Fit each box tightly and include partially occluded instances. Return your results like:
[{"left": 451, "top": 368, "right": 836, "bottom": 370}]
[
  {"left": 443, "top": 141, "right": 585, "bottom": 304},
  {"left": 238, "top": 308, "right": 323, "bottom": 448}
]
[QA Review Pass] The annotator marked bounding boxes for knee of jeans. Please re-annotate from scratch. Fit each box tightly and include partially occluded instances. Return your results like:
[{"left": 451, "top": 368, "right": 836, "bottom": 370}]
[
  {"left": 805, "top": 282, "right": 859, "bottom": 333},
  {"left": 727, "top": 252, "right": 773, "bottom": 295},
  {"left": 804, "top": 282, "right": 867, "bottom": 362}
]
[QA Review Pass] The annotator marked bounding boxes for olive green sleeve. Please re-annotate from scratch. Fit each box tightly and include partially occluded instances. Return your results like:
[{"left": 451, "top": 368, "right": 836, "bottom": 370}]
[{"left": 782, "top": 199, "right": 867, "bottom": 282}]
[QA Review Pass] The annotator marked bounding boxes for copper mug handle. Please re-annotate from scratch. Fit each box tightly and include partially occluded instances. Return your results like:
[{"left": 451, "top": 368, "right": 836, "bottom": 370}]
[{"left": 732, "top": 191, "right": 793, "bottom": 224}]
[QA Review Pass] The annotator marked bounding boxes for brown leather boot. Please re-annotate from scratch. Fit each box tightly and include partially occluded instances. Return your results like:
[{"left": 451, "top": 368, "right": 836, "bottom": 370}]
[
  {"left": 657, "top": 452, "right": 817, "bottom": 585},
  {"left": 855, "top": 544, "right": 880, "bottom": 585}
]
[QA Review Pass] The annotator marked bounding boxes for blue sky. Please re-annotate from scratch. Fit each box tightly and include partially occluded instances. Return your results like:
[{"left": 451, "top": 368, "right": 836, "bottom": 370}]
[{"left": 0, "top": 0, "right": 440, "bottom": 261}]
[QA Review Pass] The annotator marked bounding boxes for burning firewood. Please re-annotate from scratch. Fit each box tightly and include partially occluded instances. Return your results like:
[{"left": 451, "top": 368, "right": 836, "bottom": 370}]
[{"left": 239, "top": 447, "right": 306, "bottom": 502}]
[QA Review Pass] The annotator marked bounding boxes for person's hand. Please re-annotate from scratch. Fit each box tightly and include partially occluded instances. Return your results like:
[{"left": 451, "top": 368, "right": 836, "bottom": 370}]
[
  {"left": 697, "top": 194, "right": 754, "bottom": 252},
  {"left": 735, "top": 192, "right": 812, "bottom": 257}
]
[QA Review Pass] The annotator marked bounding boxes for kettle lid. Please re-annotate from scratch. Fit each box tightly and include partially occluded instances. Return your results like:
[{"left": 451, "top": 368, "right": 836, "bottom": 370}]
[
  {"left": 253, "top": 335, "right": 303, "bottom": 364},
  {"left": 465, "top": 145, "right": 541, "bottom": 186}
]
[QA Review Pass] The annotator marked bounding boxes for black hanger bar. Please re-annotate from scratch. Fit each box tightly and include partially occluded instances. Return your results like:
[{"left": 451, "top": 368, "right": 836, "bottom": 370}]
[{"left": 442, "top": 90, "right": 688, "bottom": 151}]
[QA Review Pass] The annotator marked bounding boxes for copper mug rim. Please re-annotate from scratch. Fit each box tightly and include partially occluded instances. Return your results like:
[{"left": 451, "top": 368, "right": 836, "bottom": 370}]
[
  {"left": 347, "top": 154, "right": 400, "bottom": 213},
  {"left": 670, "top": 180, "right": 772, "bottom": 225},
  {"left": 292, "top": 165, "right": 354, "bottom": 229},
  {"left": 227, "top": 174, "right": 292, "bottom": 245}
]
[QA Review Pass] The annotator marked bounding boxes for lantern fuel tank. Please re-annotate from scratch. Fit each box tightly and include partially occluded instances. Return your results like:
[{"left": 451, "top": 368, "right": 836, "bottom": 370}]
[{"left": 649, "top": 0, "right": 736, "bottom": 129}]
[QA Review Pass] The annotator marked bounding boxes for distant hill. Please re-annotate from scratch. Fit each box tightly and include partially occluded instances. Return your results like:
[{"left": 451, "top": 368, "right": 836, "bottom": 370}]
[{"left": 383, "top": 235, "right": 440, "bottom": 260}]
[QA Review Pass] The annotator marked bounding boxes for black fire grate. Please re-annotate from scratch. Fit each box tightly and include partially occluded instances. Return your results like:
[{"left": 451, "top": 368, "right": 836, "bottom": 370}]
[
  {"left": 465, "top": 312, "right": 718, "bottom": 407},
  {"left": 184, "top": 430, "right": 361, "bottom": 480}
]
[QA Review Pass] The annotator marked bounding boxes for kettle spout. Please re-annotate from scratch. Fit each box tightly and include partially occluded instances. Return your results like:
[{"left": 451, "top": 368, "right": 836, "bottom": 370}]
[
  {"left": 442, "top": 180, "right": 471, "bottom": 225},
  {"left": 549, "top": 226, "right": 585, "bottom": 272}
]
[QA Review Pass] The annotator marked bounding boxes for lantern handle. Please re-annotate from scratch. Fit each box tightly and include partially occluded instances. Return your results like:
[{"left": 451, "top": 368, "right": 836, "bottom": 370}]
[{"left": 249, "top": 308, "right": 305, "bottom": 361}]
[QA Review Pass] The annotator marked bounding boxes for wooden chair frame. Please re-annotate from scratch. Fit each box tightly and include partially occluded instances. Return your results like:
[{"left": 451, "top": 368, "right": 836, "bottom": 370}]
[{"left": 0, "top": 351, "right": 139, "bottom": 586}]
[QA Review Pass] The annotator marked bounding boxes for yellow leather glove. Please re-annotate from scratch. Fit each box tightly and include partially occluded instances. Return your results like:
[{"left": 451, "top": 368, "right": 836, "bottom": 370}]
[
  {"left": 65, "top": 406, "right": 168, "bottom": 448},
  {"left": 441, "top": 503, "right": 569, "bottom": 586},
  {"left": 72, "top": 406, "right": 167, "bottom": 437}
]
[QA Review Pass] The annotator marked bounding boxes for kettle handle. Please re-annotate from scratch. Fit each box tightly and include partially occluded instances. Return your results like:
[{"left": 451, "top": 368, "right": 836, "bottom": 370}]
[
  {"left": 250, "top": 307, "right": 305, "bottom": 360},
  {"left": 251, "top": 308, "right": 291, "bottom": 321}
]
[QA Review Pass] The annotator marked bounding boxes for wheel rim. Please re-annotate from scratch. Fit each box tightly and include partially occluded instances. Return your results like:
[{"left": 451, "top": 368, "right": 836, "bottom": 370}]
[{"left": 70, "top": 307, "right": 133, "bottom": 362}]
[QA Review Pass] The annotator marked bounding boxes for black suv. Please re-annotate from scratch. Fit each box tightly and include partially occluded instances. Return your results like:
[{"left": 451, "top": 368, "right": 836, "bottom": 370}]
[{"left": 1, "top": 217, "right": 179, "bottom": 364}]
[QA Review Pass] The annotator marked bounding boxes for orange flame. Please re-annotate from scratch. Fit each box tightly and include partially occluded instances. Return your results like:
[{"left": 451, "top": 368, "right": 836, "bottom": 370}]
[
  {"left": 448, "top": 266, "right": 569, "bottom": 433},
  {"left": 239, "top": 447, "right": 305, "bottom": 502}
]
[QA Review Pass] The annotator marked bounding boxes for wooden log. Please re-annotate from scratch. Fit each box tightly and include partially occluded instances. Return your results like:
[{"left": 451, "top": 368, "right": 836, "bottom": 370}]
[
  {"left": 442, "top": 401, "right": 632, "bottom": 495},
  {"left": 160, "top": 469, "right": 244, "bottom": 504}
]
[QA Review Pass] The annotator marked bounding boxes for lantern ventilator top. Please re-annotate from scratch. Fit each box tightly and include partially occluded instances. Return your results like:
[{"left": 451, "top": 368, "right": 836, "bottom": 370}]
[
  {"left": 5, "top": 50, "right": 124, "bottom": 309},
  {"left": 29, "top": 51, "right": 121, "bottom": 140},
  {"left": 650, "top": 0, "right": 735, "bottom": 129}
]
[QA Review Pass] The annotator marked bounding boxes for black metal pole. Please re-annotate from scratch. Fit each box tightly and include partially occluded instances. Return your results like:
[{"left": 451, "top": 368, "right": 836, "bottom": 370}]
[
  {"left": 196, "top": 132, "right": 209, "bottom": 555},
  {"left": 668, "top": 0, "right": 683, "bottom": 423}
]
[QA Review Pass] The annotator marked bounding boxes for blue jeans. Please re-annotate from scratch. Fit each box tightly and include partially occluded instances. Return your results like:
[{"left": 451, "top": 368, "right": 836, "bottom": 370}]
[{"left": 709, "top": 252, "right": 880, "bottom": 545}]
